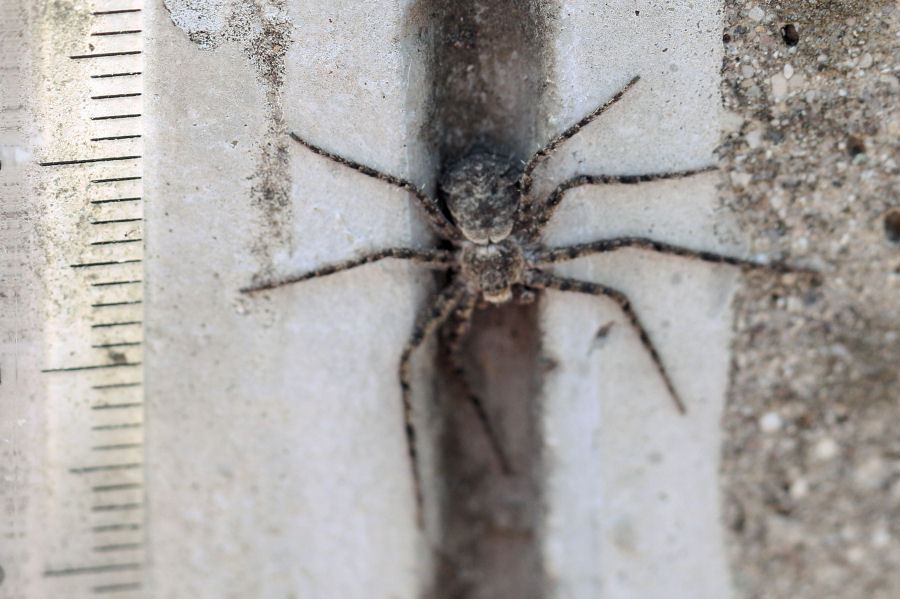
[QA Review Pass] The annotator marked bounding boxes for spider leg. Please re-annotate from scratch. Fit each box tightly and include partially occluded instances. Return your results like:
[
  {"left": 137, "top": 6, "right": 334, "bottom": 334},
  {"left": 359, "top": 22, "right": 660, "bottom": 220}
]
[
  {"left": 535, "top": 236, "right": 816, "bottom": 276},
  {"left": 526, "top": 269, "right": 687, "bottom": 414},
  {"left": 240, "top": 247, "right": 454, "bottom": 293},
  {"left": 442, "top": 291, "right": 513, "bottom": 475},
  {"left": 289, "top": 132, "right": 461, "bottom": 241},
  {"left": 400, "top": 279, "right": 468, "bottom": 526},
  {"left": 519, "top": 168, "right": 714, "bottom": 241},
  {"left": 519, "top": 75, "right": 641, "bottom": 198}
]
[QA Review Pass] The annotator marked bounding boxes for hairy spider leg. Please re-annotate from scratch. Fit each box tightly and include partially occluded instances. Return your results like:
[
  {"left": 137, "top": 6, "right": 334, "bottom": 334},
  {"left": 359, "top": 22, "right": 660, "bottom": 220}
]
[
  {"left": 400, "top": 280, "right": 469, "bottom": 526},
  {"left": 239, "top": 248, "right": 454, "bottom": 293},
  {"left": 521, "top": 168, "right": 715, "bottom": 242},
  {"left": 289, "top": 132, "right": 461, "bottom": 241},
  {"left": 525, "top": 269, "right": 687, "bottom": 414},
  {"left": 535, "top": 236, "right": 816, "bottom": 275},
  {"left": 441, "top": 292, "right": 513, "bottom": 474},
  {"left": 518, "top": 75, "right": 641, "bottom": 199}
]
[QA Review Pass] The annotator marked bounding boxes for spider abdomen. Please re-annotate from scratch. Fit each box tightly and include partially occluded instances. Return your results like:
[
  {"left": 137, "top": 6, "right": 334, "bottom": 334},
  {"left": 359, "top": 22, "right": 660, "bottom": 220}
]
[{"left": 460, "top": 239, "right": 525, "bottom": 303}]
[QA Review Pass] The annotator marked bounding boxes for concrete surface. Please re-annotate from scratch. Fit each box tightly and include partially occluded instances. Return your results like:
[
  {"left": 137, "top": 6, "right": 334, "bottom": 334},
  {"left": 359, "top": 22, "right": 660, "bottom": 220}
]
[
  {"left": 151, "top": 1, "right": 736, "bottom": 597},
  {"left": 146, "top": 1, "right": 435, "bottom": 597},
  {"left": 537, "top": 5, "right": 735, "bottom": 597},
  {"left": 719, "top": 2, "right": 900, "bottom": 598}
]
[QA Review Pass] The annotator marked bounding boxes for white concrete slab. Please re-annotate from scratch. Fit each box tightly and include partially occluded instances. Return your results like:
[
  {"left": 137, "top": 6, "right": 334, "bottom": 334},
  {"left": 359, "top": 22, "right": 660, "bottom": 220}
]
[
  {"left": 145, "top": 1, "right": 737, "bottom": 597},
  {"left": 537, "top": 3, "right": 735, "bottom": 598},
  {"left": 145, "top": 1, "right": 434, "bottom": 597}
]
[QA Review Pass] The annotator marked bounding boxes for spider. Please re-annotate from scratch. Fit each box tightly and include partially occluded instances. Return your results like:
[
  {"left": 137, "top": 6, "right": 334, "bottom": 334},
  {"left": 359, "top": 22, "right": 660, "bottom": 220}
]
[{"left": 242, "top": 75, "right": 809, "bottom": 523}]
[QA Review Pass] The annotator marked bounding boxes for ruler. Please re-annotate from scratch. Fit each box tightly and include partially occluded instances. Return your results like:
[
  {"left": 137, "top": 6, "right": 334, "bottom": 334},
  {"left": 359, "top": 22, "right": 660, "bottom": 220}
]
[{"left": 1, "top": 2, "right": 144, "bottom": 597}]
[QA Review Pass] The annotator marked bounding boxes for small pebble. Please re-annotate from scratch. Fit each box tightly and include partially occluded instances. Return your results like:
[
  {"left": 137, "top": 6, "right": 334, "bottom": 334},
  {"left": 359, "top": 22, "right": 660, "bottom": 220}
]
[
  {"left": 853, "top": 457, "right": 886, "bottom": 491},
  {"left": 783, "top": 63, "right": 794, "bottom": 79},
  {"left": 748, "top": 6, "right": 765, "bottom": 22},
  {"left": 759, "top": 411, "right": 782, "bottom": 433},
  {"left": 858, "top": 53, "right": 873, "bottom": 69},
  {"left": 771, "top": 73, "right": 788, "bottom": 97},
  {"left": 789, "top": 478, "right": 809, "bottom": 499},
  {"left": 880, "top": 74, "right": 900, "bottom": 93},
  {"left": 847, "top": 546, "right": 866, "bottom": 564},
  {"left": 732, "top": 171, "right": 753, "bottom": 188},
  {"left": 871, "top": 528, "right": 891, "bottom": 548},
  {"left": 745, "top": 129, "right": 763, "bottom": 149},
  {"left": 812, "top": 437, "right": 839, "bottom": 461},
  {"left": 787, "top": 72, "right": 806, "bottom": 92}
]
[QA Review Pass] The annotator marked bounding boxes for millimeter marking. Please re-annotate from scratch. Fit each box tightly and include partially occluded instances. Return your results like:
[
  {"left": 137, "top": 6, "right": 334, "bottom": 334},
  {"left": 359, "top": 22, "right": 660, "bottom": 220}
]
[{"left": 35, "top": 5, "right": 146, "bottom": 595}]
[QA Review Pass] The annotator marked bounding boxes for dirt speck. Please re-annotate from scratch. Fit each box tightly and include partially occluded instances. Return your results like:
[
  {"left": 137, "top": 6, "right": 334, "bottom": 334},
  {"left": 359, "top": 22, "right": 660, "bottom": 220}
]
[
  {"left": 884, "top": 208, "right": 900, "bottom": 244},
  {"left": 780, "top": 23, "right": 799, "bottom": 46}
]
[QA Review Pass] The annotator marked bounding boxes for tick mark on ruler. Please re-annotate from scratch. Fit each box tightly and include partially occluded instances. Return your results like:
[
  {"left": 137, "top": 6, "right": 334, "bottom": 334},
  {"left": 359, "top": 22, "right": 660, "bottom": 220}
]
[
  {"left": 91, "top": 93, "right": 141, "bottom": 100},
  {"left": 92, "top": 279, "right": 142, "bottom": 287},
  {"left": 93, "top": 523, "right": 141, "bottom": 533},
  {"left": 91, "top": 30, "right": 142, "bottom": 37},
  {"left": 92, "top": 482, "right": 142, "bottom": 492},
  {"left": 92, "top": 503, "right": 142, "bottom": 512},
  {"left": 91, "top": 197, "right": 142, "bottom": 204},
  {"left": 91, "top": 301, "right": 143, "bottom": 308},
  {"left": 93, "top": 582, "right": 142, "bottom": 594},
  {"left": 93, "top": 381, "right": 142, "bottom": 389},
  {"left": 92, "top": 8, "right": 142, "bottom": 16},
  {"left": 91, "top": 135, "right": 141, "bottom": 142},
  {"left": 91, "top": 114, "right": 141, "bottom": 121},
  {"left": 92, "top": 442, "right": 142, "bottom": 450},
  {"left": 91, "top": 71, "right": 142, "bottom": 79},
  {"left": 92, "top": 176, "right": 141, "bottom": 184},
  {"left": 91, "top": 403, "right": 143, "bottom": 411},
  {"left": 43, "top": 562, "right": 141, "bottom": 577},
  {"left": 40, "top": 155, "right": 140, "bottom": 166},
  {"left": 70, "top": 463, "right": 142, "bottom": 474},
  {"left": 72, "top": 259, "right": 142, "bottom": 268},
  {"left": 92, "top": 423, "right": 142, "bottom": 431},
  {"left": 92, "top": 321, "right": 143, "bottom": 328},
  {"left": 90, "top": 238, "right": 143, "bottom": 245},
  {"left": 69, "top": 50, "right": 142, "bottom": 60},
  {"left": 91, "top": 218, "right": 143, "bottom": 225},
  {"left": 42, "top": 361, "right": 141, "bottom": 373}
]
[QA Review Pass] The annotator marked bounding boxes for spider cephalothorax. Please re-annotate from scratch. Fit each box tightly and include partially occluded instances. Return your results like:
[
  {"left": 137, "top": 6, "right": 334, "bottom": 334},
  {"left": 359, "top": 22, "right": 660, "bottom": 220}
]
[
  {"left": 242, "top": 75, "right": 813, "bottom": 524},
  {"left": 439, "top": 147, "right": 522, "bottom": 245}
]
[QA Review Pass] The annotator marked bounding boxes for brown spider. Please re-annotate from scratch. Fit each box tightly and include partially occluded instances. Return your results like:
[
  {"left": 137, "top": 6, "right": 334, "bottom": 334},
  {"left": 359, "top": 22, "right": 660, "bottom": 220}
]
[{"left": 242, "top": 75, "right": 809, "bottom": 522}]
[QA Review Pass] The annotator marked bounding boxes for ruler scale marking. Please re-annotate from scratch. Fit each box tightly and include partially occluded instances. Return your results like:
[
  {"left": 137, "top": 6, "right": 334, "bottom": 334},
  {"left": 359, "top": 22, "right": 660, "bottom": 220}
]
[
  {"left": 29, "top": 4, "right": 147, "bottom": 595},
  {"left": 91, "top": 403, "right": 143, "bottom": 411},
  {"left": 92, "top": 483, "right": 142, "bottom": 492}
]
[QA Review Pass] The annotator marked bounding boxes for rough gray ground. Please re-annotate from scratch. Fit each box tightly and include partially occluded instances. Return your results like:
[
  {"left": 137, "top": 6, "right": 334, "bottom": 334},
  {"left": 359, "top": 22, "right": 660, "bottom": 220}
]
[{"left": 719, "top": 2, "right": 900, "bottom": 598}]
